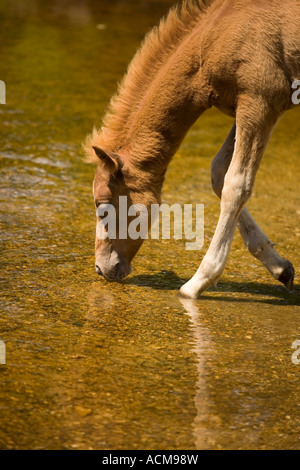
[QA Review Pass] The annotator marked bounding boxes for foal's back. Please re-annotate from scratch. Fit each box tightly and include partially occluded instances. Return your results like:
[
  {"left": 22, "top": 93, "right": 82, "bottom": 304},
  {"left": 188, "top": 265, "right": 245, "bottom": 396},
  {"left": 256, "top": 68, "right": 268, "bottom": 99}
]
[{"left": 195, "top": 0, "right": 300, "bottom": 113}]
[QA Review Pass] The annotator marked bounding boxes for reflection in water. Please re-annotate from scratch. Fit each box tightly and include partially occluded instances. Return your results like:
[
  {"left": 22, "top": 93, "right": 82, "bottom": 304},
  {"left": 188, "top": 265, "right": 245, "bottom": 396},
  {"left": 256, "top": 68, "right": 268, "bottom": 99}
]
[
  {"left": 76, "top": 285, "right": 199, "bottom": 450},
  {"left": 181, "top": 296, "right": 300, "bottom": 450},
  {"left": 180, "top": 298, "right": 212, "bottom": 450}
]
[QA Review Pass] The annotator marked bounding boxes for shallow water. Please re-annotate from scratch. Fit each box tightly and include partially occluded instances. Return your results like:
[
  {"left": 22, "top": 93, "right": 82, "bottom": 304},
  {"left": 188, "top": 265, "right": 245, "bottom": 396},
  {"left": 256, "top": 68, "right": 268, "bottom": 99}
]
[{"left": 0, "top": 0, "right": 300, "bottom": 450}]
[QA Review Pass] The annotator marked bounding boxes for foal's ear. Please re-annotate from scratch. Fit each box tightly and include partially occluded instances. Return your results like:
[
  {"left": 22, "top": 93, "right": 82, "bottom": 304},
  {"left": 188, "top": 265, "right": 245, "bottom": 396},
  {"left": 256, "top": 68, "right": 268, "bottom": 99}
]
[{"left": 92, "top": 146, "right": 119, "bottom": 173}]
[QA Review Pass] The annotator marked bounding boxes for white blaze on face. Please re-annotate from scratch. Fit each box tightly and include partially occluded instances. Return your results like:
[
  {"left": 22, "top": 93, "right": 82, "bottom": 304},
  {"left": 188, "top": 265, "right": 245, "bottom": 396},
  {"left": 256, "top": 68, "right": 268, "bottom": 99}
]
[{"left": 96, "top": 248, "right": 122, "bottom": 276}]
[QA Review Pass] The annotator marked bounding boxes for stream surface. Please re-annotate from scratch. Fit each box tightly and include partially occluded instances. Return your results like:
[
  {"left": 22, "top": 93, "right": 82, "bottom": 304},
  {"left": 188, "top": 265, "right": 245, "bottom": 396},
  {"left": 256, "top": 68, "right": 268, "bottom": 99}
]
[{"left": 0, "top": 0, "right": 299, "bottom": 450}]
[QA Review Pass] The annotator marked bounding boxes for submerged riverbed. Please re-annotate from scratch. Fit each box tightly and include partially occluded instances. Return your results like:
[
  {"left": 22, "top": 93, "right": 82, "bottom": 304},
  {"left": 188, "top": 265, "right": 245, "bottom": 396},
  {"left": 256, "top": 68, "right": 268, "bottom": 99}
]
[{"left": 0, "top": 0, "right": 299, "bottom": 450}]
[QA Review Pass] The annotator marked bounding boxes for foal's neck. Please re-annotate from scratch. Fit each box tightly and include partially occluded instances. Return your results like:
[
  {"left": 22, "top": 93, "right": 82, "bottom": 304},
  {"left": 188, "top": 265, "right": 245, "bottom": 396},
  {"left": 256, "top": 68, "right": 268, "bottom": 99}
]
[{"left": 123, "top": 55, "right": 209, "bottom": 196}]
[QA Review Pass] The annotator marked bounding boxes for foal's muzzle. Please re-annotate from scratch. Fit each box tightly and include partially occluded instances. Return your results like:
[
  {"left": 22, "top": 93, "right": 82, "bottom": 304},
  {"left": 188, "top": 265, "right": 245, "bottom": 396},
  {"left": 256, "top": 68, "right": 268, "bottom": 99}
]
[
  {"left": 95, "top": 265, "right": 103, "bottom": 276},
  {"left": 95, "top": 262, "right": 131, "bottom": 281}
]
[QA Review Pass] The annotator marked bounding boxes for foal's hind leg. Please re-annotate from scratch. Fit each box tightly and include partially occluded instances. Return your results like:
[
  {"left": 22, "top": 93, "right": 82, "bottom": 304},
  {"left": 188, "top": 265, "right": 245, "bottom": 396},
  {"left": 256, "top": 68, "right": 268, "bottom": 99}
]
[
  {"left": 180, "top": 99, "right": 283, "bottom": 299},
  {"left": 211, "top": 122, "right": 294, "bottom": 290}
]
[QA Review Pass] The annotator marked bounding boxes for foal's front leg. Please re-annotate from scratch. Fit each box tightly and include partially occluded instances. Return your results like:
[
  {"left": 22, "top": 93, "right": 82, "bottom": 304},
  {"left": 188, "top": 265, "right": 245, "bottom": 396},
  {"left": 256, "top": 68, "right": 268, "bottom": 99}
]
[
  {"left": 211, "top": 123, "right": 294, "bottom": 290},
  {"left": 180, "top": 103, "right": 278, "bottom": 299}
]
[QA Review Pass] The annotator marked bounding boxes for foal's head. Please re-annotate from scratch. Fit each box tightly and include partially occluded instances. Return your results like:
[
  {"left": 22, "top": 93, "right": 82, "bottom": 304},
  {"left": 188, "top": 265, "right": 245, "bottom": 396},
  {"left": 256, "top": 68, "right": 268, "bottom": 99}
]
[{"left": 92, "top": 146, "right": 158, "bottom": 281}]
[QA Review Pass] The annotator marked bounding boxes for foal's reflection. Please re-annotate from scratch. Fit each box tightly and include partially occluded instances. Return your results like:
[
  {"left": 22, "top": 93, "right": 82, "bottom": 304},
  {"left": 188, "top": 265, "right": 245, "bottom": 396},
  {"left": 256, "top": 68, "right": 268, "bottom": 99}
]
[{"left": 179, "top": 297, "right": 214, "bottom": 450}]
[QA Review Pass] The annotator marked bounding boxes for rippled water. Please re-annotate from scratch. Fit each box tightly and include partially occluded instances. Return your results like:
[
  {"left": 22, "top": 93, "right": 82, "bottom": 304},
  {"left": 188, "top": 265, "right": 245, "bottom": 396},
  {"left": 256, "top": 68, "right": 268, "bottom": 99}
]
[{"left": 0, "top": 0, "right": 299, "bottom": 450}]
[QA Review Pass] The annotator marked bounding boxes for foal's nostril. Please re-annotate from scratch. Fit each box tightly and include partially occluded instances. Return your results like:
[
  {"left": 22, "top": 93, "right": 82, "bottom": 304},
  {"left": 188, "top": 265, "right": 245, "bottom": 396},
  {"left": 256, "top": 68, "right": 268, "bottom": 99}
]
[{"left": 95, "top": 265, "right": 103, "bottom": 276}]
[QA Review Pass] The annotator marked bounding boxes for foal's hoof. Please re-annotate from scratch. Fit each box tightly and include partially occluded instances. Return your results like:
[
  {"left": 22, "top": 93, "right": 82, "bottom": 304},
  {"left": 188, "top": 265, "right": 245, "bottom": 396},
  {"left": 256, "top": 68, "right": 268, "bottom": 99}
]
[
  {"left": 179, "top": 282, "right": 201, "bottom": 300},
  {"left": 278, "top": 263, "right": 295, "bottom": 291}
]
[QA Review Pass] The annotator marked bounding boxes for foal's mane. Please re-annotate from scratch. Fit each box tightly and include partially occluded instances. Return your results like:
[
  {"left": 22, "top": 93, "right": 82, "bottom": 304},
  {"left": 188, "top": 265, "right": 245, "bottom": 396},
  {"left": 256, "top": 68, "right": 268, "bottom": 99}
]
[{"left": 84, "top": 0, "right": 214, "bottom": 164}]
